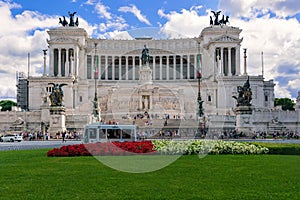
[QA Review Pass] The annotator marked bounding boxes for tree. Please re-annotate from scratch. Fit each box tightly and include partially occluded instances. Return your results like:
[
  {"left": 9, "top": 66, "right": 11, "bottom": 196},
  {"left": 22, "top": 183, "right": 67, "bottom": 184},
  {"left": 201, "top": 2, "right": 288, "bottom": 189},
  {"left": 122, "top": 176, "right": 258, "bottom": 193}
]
[
  {"left": 274, "top": 98, "right": 295, "bottom": 111},
  {"left": 0, "top": 100, "right": 17, "bottom": 111}
]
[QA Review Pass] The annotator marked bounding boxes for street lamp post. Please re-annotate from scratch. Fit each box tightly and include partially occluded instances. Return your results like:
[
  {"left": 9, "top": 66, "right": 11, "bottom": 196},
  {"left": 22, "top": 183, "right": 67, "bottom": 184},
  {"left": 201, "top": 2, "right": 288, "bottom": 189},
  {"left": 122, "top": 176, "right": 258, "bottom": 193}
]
[
  {"left": 196, "top": 41, "right": 204, "bottom": 137},
  {"left": 92, "top": 43, "right": 100, "bottom": 122}
]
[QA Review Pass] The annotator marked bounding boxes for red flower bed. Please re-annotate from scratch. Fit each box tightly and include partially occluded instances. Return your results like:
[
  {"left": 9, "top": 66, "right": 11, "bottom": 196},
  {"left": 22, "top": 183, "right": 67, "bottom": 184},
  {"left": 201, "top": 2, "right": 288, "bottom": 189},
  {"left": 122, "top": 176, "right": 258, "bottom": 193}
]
[{"left": 47, "top": 141, "right": 156, "bottom": 157}]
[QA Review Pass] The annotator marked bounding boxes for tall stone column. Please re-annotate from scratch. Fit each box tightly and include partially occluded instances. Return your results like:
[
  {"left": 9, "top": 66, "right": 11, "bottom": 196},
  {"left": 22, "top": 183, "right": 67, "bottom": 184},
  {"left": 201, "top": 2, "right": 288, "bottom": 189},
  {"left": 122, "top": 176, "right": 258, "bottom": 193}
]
[
  {"left": 125, "top": 56, "right": 129, "bottom": 80},
  {"left": 152, "top": 56, "right": 156, "bottom": 80},
  {"left": 220, "top": 47, "right": 224, "bottom": 75},
  {"left": 105, "top": 56, "right": 108, "bottom": 80},
  {"left": 173, "top": 56, "right": 176, "bottom": 80},
  {"left": 160, "top": 56, "right": 163, "bottom": 80},
  {"left": 133, "top": 56, "right": 136, "bottom": 80},
  {"left": 65, "top": 49, "right": 69, "bottom": 77},
  {"left": 112, "top": 56, "right": 115, "bottom": 80},
  {"left": 166, "top": 56, "right": 169, "bottom": 80},
  {"left": 236, "top": 46, "right": 241, "bottom": 75},
  {"left": 180, "top": 55, "right": 183, "bottom": 79},
  {"left": 187, "top": 55, "right": 190, "bottom": 79},
  {"left": 228, "top": 48, "right": 232, "bottom": 76},
  {"left": 58, "top": 48, "right": 61, "bottom": 76},
  {"left": 49, "top": 48, "right": 54, "bottom": 76}
]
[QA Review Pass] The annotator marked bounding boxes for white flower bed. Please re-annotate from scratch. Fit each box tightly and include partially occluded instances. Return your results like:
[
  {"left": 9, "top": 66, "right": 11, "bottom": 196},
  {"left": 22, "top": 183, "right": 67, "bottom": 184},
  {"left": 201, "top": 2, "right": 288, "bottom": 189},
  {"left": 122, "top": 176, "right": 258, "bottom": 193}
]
[{"left": 152, "top": 140, "right": 269, "bottom": 155}]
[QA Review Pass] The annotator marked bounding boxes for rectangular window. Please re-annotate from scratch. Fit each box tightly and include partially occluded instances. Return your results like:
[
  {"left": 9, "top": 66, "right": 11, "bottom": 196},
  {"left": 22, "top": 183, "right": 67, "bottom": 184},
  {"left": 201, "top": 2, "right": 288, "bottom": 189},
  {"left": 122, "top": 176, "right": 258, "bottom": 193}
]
[
  {"left": 265, "top": 95, "right": 268, "bottom": 101},
  {"left": 208, "top": 95, "right": 212, "bottom": 102}
]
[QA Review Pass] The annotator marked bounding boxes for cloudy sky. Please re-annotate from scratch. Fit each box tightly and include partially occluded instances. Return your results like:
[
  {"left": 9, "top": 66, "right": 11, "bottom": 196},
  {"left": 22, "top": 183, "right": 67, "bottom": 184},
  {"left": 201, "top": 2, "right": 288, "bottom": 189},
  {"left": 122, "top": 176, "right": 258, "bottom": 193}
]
[{"left": 0, "top": 0, "right": 300, "bottom": 101}]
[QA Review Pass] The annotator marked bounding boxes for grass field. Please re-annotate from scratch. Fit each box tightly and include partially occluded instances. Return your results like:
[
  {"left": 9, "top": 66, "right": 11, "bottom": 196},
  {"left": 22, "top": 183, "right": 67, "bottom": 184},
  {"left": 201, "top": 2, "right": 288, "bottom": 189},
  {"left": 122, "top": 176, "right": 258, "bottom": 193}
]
[{"left": 0, "top": 149, "right": 299, "bottom": 200}]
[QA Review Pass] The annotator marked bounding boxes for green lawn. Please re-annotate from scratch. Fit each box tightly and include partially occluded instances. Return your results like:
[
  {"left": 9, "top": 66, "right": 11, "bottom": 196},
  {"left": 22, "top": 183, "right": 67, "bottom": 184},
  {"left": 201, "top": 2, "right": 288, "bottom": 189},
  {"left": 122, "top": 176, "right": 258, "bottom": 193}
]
[{"left": 0, "top": 149, "right": 299, "bottom": 200}]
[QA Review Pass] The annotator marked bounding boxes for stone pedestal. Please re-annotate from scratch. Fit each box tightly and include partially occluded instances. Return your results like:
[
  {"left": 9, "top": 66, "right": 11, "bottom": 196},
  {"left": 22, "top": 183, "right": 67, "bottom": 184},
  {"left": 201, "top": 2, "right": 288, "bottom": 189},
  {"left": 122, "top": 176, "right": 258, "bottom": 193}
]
[
  {"left": 235, "top": 106, "right": 253, "bottom": 136},
  {"left": 139, "top": 63, "right": 152, "bottom": 84},
  {"left": 48, "top": 106, "right": 66, "bottom": 137}
]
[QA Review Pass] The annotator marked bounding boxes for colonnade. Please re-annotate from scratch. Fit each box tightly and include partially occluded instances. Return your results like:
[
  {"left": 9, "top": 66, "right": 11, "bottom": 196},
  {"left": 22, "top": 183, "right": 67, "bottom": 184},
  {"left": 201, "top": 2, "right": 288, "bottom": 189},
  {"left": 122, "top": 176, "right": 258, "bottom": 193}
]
[
  {"left": 215, "top": 47, "right": 240, "bottom": 76},
  {"left": 87, "top": 54, "right": 199, "bottom": 81},
  {"left": 50, "top": 48, "right": 79, "bottom": 77}
]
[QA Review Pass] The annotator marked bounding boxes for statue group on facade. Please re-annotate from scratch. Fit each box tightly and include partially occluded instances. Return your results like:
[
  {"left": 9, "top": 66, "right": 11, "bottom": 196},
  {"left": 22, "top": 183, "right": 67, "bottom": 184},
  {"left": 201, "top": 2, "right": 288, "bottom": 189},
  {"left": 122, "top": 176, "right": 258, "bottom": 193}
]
[
  {"left": 232, "top": 76, "right": 252, "bottom": 107},
  {"left": 141, "top": 45, "right": 150, "bottom": 65},
  {"left": 210, "top": 10, "right": 229, "bottom": 26},
  {"left": 59, "top": 11, "right": 79, "bottom": 27},
  {"left": 48, "top": 83, "right": 67, "bottom": 106}
]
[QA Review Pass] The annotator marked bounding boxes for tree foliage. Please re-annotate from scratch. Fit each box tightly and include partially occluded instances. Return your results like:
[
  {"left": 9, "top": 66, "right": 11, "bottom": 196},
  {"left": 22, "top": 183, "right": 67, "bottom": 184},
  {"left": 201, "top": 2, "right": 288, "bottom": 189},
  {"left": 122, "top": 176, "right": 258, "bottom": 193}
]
[
  {"left": 0, "top": 100, "right": 17, "bottom": 111},
  {"left": 274, "top": 98, "right": 295, "bottom": 111}
]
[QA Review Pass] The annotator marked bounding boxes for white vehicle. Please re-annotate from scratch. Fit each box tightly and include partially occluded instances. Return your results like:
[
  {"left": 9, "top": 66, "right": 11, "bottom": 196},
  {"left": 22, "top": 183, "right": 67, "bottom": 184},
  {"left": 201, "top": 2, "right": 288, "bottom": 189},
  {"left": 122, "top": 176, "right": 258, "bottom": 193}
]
[{"left": 0, "top": 134, "right": 23, "bottom": 142}]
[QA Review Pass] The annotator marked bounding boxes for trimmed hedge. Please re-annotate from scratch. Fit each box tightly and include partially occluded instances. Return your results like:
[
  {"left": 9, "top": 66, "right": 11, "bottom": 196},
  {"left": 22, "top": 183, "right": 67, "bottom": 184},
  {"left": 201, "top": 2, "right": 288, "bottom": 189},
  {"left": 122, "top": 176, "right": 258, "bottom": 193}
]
[{"left": 250, "top": 142, "right": 300, "bottom": 155}]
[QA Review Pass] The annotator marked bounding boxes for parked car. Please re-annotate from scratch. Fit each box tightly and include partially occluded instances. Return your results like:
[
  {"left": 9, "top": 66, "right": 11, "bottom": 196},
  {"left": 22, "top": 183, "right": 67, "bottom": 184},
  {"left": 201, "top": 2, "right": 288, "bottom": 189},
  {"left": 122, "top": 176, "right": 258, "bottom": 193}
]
[{"left": 0, "top": 134, "right": 23, "bottom": 142}]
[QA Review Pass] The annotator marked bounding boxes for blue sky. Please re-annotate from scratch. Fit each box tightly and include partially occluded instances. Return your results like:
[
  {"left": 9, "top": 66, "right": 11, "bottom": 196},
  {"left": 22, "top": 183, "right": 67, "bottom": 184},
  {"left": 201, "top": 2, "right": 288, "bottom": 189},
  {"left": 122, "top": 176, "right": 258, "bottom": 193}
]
[{"left": 0, "top": 0, "right": 300, "bottom": 101}]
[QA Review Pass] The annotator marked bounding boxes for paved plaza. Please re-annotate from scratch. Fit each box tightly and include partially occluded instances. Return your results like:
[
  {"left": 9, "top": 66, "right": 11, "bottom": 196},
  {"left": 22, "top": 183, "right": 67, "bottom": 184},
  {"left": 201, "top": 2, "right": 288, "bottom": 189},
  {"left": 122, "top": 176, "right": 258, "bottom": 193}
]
[{"left": 0, "top": 140, "right": 82, "bottom": 151}]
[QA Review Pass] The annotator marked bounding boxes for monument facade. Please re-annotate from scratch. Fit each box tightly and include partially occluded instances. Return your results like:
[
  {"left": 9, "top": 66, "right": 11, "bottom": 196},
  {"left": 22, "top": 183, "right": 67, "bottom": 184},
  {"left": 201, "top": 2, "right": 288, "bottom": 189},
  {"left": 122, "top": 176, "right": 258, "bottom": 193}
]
[{"left": 6, "top": 11, "right": 299, "bottom": 136}]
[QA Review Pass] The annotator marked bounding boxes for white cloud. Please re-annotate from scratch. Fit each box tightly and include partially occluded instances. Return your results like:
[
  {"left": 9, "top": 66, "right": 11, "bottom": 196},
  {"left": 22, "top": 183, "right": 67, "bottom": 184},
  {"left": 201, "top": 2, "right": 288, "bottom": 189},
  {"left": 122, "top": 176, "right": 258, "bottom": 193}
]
[
  {"left": 288, "top": 79, "right": 300, "bottom": 90},
  {"left": 274, "top": 82, "right": 293, "bottom": 99},
  {"left": 157, "top": 5, "right": 300, "bottom": 99},
  {"left": 219, "top": 0, "right": 300, "bottom": 18},
  {"left": 158, "top": 8, "right": 208, "bottom": 38},
  {"left": 103, "top": 30, "right": 133, "bottom": 40},
  {"left": 95, "top": 1, "right": 112, "bottom": 20},
  {"left": 0, "top": 2, "right": 97, "bottom": 99},
  {"left": 119, "top": 4, "right": 151, "bottom": 26}
]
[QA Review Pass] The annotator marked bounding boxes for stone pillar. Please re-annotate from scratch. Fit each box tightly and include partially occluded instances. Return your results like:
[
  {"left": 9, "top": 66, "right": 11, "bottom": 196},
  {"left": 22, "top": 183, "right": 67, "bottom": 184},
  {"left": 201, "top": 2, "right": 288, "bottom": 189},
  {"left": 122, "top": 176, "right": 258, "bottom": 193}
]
[
  {"left": 139, "top": 96, "right": 142, "bottom": 110},
  {"left": 105, "top": 56, "right": 108, "bottom": 80},
  {"left": 194, "top": 54, "right": 197, "bottom": 78},
  {"left": 112, "top": 56, "right": 115, "bottom": 80},
  {"left": 132, "top": 56, "right": 135, "bottom": 80},
  {"left": 235, "top": 106, "right": 253, "bottom": 136},
  {"left": 243, "top": 48, "right": 247, "bottom": 75},
  {"left": 220, "top": 47, "right": 224, "bottom": 75},
  {"left": 125, "top": 56, "right": 128, "bottom": 80},
  {"left": 160, "top": 56, "right": 162, "bottom": 80},
  {"left": 58, "top": 49, "right": 61, "bottom": 76},
  {"left": 65, "top": 49, "right": 69, "bottom": 77},
  {"left": 180, "top": 55, "right": 183, "bottom": 79},
  {"left": 166, "top": 56, "right": 169, "bottom": 80},
  {"left": 43, "top": 49, "right": 47, "bottom": 77},
  {"left": 236, "top": 46, "right": 241, "bottom": 75},
  {"left": 152, "top": 56, "right": 156, "bottom": 80},
  {"left": 75, "top": 48, "right": 79, "bottom": 78},
  {"left": 173, "top": 56, "right": 176, "bottom": 80},
  {"left": 228, "top": 48, "right": 232, "bottom": 76},
  {"left": 49, "top": 48, "right": 54, "bottom": 76},
  {"left": 48, "top": 106, "right": 66, "bottom": 138},
  {"left": 69, "top": 55, "right": 74, "bottom": 77},
  {"left": 187, "top": 55, "right": 190, "bottom": 79},
  {"left": 119, "top": 57, "right": 122, "bottom": 80}
]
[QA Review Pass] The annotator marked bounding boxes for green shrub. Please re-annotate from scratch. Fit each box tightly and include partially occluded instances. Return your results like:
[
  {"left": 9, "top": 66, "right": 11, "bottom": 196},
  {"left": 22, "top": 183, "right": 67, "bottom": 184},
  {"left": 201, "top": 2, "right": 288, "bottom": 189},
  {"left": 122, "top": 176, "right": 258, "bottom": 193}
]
[{"left": 250, "top": 142, "right": 300, "bottom": 155}]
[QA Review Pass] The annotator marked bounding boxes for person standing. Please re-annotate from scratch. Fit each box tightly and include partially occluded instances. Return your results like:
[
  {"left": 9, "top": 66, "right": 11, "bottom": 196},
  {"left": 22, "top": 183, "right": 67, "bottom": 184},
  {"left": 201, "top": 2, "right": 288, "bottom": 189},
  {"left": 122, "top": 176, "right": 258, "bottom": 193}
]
[{"left": 62, "top": 131, "right": 66, "bottom": 143}]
